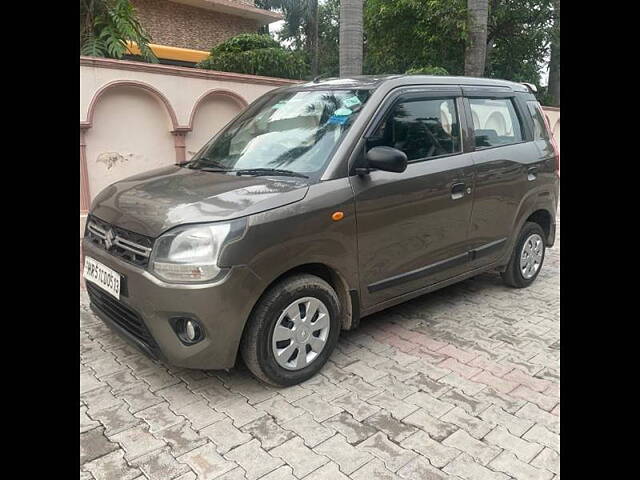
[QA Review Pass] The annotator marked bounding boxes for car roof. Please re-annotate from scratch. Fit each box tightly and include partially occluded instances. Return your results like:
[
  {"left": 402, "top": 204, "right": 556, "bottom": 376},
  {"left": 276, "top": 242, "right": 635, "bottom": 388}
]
[{"left": 291, "top": 74, "right": 530, "bottom": 92}]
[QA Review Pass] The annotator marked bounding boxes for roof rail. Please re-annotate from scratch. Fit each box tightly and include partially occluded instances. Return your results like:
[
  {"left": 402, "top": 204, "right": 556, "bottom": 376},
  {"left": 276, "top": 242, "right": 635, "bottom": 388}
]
[{"left": 521, "top": 82, "right": 537, "bottom": 93}]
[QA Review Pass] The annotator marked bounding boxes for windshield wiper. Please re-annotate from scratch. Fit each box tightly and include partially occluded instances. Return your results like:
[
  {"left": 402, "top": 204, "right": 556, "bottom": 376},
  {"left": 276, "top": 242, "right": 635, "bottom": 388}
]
[{"left": 233, "top": 168, "right": 309, "bottom": 179}]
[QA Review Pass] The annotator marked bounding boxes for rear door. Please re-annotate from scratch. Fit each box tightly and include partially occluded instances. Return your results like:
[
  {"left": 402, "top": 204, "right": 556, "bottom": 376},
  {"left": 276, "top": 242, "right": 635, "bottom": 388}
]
[
  {"left": 462, "top": 87, "right": 542, "bottom": 268},
  {"left": 350, "top": 87, "right": 476, "bottom": 309}
]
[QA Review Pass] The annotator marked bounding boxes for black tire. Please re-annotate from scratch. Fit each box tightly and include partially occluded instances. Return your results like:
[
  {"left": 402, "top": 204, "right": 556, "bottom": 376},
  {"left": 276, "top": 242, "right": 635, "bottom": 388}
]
[
  {"left": 240, "top": 273, "right": 342, "bottom": 387},
  {"left": 501, "top": 222, "right": 546, "bottom": 288}
]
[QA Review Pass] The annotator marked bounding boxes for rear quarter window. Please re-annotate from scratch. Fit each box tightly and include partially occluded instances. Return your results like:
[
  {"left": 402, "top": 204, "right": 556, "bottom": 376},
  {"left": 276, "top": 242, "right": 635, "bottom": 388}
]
[{"left": 526, "top": 101, "right": 551, "bottom": 141}]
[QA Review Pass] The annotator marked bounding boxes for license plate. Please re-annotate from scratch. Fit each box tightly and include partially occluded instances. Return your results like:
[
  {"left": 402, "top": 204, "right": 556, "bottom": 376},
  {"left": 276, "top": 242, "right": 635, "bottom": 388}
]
[{"left": 83, "top": 256, "right": 121, "bottom": 299}]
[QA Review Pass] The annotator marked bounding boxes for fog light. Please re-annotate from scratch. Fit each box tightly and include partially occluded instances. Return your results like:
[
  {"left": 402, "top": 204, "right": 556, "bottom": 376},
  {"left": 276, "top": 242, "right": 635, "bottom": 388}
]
[
  {"left": 185, "top": 320, "right": 197, "bottom": 341},
  {"left": 170, "top": 317, "right": 203, "bottom": 345}
]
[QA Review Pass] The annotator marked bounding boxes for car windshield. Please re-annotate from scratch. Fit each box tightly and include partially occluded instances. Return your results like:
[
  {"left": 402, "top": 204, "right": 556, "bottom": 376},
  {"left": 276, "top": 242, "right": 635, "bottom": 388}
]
[{"left": 186, "top": 89, "right": 371, "bottom": 176}]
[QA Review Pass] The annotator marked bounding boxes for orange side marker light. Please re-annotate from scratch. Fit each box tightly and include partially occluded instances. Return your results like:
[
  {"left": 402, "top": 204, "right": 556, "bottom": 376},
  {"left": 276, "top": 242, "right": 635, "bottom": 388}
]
[{"left": 331, "top": 211, "right": 345, "bottom": 221}]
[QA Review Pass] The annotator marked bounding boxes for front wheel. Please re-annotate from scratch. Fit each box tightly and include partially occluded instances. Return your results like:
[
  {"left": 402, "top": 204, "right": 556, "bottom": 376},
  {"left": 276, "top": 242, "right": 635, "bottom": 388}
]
[
  {"left": 501, "top": 222, "right": 546, "bottom": 288},
  {"left": 240, "top": 274, "right": 342, "bottom": 386}
]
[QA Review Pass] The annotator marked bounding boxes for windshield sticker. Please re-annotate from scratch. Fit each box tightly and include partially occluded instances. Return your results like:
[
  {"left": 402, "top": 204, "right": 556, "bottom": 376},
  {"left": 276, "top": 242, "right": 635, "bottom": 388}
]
[
  {"left": 334, "top": 107, "right": 353, "bottom": 116},
  {"left": 328, "top": 115, "right": 349, "bottom": 125},
  {"left": 343, "top": 96, "right": 362, "bottom": 108}
]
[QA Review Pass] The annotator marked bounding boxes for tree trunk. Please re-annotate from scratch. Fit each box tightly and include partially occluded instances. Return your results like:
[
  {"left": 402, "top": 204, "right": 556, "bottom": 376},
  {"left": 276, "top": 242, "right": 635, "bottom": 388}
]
[
  {"left": 339, "top": 0, "right": 363, "bottom": 77},
  {"left": 548, "top": 0, "right": 560, "bottom": 106},
  {"left": 308, "top": 0, "right": 319, "bottom": 77},
  {"left": 465, "top": 0, "right": 489, "bottom": 77}
]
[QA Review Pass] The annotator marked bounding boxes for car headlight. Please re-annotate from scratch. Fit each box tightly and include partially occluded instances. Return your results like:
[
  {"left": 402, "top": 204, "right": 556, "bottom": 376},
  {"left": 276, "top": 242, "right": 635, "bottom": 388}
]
[{"left": 150, "top": 222, "right": 240, "bottom": 283}]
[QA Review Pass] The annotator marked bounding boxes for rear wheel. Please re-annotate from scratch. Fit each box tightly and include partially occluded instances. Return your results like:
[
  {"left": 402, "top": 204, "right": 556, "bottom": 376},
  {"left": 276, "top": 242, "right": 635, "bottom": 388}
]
[
  {"left": 240, "top": 274, "right": 341, "bottom": 386},
  {"left": 501, "top": 222, "right": 546, "bottom": 288}
]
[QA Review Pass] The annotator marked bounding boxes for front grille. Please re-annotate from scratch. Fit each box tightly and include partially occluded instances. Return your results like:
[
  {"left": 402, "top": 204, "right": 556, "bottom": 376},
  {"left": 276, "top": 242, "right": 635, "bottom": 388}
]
[
  {"left": 86, "top": 282, "right": 160, "bottom": 359},
  {"left": 85, "top": 215, "right": 154, "bottom": 267}
]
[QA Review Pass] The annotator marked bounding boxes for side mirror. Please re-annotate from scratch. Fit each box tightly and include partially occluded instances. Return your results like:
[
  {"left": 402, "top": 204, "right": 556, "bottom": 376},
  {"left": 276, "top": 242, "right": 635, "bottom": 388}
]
[{"left": 363, "top": 146, "right": 408, "bottom": 174}]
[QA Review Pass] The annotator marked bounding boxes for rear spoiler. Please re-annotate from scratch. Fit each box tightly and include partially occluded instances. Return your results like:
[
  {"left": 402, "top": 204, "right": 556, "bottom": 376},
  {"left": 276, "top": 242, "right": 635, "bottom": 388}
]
[{"left": 521, "top": 82, "right": 538, "bottom": 93}]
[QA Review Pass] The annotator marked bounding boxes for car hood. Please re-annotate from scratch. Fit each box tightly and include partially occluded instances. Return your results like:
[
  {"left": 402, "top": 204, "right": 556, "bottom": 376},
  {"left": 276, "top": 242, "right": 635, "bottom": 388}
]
[{"left": 90, "top": 165, "right": 310, "bottom": 237}]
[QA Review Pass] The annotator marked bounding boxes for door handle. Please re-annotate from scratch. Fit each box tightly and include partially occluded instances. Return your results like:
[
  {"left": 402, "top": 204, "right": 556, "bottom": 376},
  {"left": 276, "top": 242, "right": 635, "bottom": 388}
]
[
  {"left": 451, "top": 182, "right": 467, "bottom": 200},
  {"left": 527, "top": 166, "right": 538, "bottom": 181}
]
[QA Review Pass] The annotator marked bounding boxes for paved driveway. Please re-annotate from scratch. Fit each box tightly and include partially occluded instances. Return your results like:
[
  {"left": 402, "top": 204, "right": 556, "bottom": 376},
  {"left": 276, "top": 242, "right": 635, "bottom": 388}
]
[{"left": 80, "top": 219, "right": 559, "bottom": 480}]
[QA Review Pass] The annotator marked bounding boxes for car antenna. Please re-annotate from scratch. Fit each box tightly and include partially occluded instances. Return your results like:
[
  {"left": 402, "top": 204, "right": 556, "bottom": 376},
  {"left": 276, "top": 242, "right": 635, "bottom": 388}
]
[{"left": 313, "top": 73, "right": 330, "bottom": 83}]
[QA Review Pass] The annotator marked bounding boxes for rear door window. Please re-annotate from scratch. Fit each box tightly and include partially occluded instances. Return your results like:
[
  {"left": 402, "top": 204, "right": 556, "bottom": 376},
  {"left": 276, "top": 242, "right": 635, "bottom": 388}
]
[{"left": 469, "top": 98, "right": 523, "bottom": 149}]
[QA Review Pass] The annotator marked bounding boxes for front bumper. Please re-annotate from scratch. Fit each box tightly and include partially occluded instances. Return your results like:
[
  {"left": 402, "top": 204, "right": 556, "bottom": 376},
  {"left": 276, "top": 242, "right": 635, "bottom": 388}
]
[{"left": 82, "top": 238, "right": 264, "bottom": 370}]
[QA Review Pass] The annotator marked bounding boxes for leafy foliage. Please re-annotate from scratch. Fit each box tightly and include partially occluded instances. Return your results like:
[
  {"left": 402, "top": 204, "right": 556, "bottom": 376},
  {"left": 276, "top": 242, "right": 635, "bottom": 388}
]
[
  {"left": 209, "top": 33, "right": 280, "bottom": 55},
  {"left": 198, "top": 34, "right": 307, "bottom": 79},
  {"left": 80, "top": 0, "right": 157, "bottom": 62},
  {"left": 406, "top": 66, "right": 450, "bottom": 75},
  {"left": 364, "top": 0, "right": 467, "bottom": 75}
]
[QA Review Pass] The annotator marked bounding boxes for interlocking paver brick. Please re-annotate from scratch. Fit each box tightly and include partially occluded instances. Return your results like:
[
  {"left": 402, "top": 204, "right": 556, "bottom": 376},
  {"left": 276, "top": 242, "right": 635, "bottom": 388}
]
[
  {"left": 170, "top": 399, "right": 226, "bottom": 430},
  {"left": 404, "top": 373, "right": 451, "bottom": 398},
  {"left": 294, "top": 392, "right": 344, "bottom": 421},
  {"left": 300, "top": 374, "right": 349, "bottom": 401},
  {"left": 215, "top": 397, "right": 267, "bottom": 427},
  {"left": 83, "top": 450, "right": 142, "bottom": 480},
  {"left": 402, "top": 409, "right": 457, "bottom": 441},
  {"left": 485, "top": 426, "right": 543, "bottom": 462},
  {"left": 468, "top": 356, "right": 514, "bottom": 377},
  {"left": 396, "top": 457, "right": 448, "bottom": 480},
  {"left": 440, "top": 357, "right": 483, "bottom": 379},
  {"left": 304, "top": 461, "right": 351, "bottom": 480},
  {"left": 479, "top": 405, "right": 534, "bottom": 437},
  {"left": 137, "top": 369, "right": 181, "bottom": 393},
  {"left": 515, "top": 402, "right": 560, "bottom": 434},
  {"left": 224, "top": 439, "right": 284, "bottom": 480},
  {"left": 400, "top": 430, "right": 460, "bottom": 468},
  {"left": 358, "top": 432, "right": 417, "bottom": 472},
  {"left": 443, "top": 429, "right": 501, "bottom": 466},
  {"left": 331, "top": 392, "right": 381, "bottom": 421},
  {"left": 110, "top": 424, "right": 166, "bottom": 461},
  {"left": 440, "top": 372, "right": 486, "bottom": 396},
  {"left": 314, "top": 434, "right": 373, "bottom": 474},
  {"left": 323, "top": 411, "right": 377, "bottom": 444},
  {"left": 240, "top": 415, "right": 295, "bottom": 450},
  {"left": 156, "top": 384, "right": 201, "bottom": 409},
  {"left": 471, "top": 370, "right": 519, "bottom": 394},
  {"left": 404, "top": 391, "right": 454, "bottom": 418},
  {"left": 441, "top": 406, "right": 493, "bottom": 439},
  {"left": 254, "top": 396, "right": 304, "bottom": 423},
  {"left": 80, "top": 427, "right": 118, "bottom": 465},
  {"left": 443, "top": 452, "right": 510, "bottom": 480},
  {"left": 102, "top": 370, "right": 139, "bottom": 394},
  {"left": 510, "top": 385, "right": 558, "bottom": 411},
  {"left": 133, "top": 448, "right": 190, "bottom": 480},
  {"left": 117, "top": 384, "right": 163, "bottom": 413},
  {"left": 81, "top": 406, "right": 100, "bottom": 433},
  {"left": 200, "top": 418, "right": 252, "bottom": 455},
  {"left": 522, "top": 424, "right": 559, "bottom": 452},
  {"left": 270, "top": 436, "right": 329, "bottom": 477},
  {"left": 178, "top": 443, "right": 237, "bottom": 480},
  {"left": 473, "top": 387, "right": 524, "bottom": 414},
  {"left": 351, "top": 458, "right": 400, "bottom": 480},
  {"left": 344, "top": 360, "right": 388, "bottom": 382},
  {"left": 373, "top": 374, "right": 419, "bottom": 399},
  {"left": 91, "top": 401, "right": 141, "bottom": 436},
  {"left": 531, "top": 447, "right": 560, "bottom": 475},
  {"left": 340, "top": 376, "right": 383, "bottom": 400},
  {"left": 367, "top": 390, "right": 419, "bottom": 420},
  {"left": 282, "top": 412, "right": 335, "bottom": 448},
  {"left": 153, "top": 421, "right": 208, "bottom": 457},
  {"left": 135, "top": 403, "right": 183, "bottom": 433},
  {"left": 503, "top": 369, "right": 552, "bottom": 392},
  {"left": 363, "top": 410, "right": 418, "bottom": 442},
  {"left": 489, "top": 451, "right": 553, "bottom": 480}
]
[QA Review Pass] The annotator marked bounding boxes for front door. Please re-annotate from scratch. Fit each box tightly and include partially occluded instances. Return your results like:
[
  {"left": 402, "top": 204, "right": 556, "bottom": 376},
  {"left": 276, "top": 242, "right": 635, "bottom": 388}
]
[{"left": 351, "top": 89, "right": 476, "bottom": 310}]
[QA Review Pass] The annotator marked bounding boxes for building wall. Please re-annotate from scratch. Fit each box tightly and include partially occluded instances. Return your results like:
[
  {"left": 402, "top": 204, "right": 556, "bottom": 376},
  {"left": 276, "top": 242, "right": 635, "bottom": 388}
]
[
  {"left": 132, "top": 0, "right": 262, "bottom": 51},
  {"left": 80, "top": 56, "right": 299, "bottom": 235}
]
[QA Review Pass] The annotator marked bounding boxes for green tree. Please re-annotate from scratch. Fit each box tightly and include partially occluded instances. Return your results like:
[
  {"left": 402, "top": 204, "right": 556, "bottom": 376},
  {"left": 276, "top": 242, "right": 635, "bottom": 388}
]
[
  {"left": 364, "top": 0, "right": 467, "bottom": 75},
  {"left": 547, "top": 0, "right": 560, "bottom": 106},
  {"left": 80, "top": 0, "right": 157, "bottom": 62}
]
